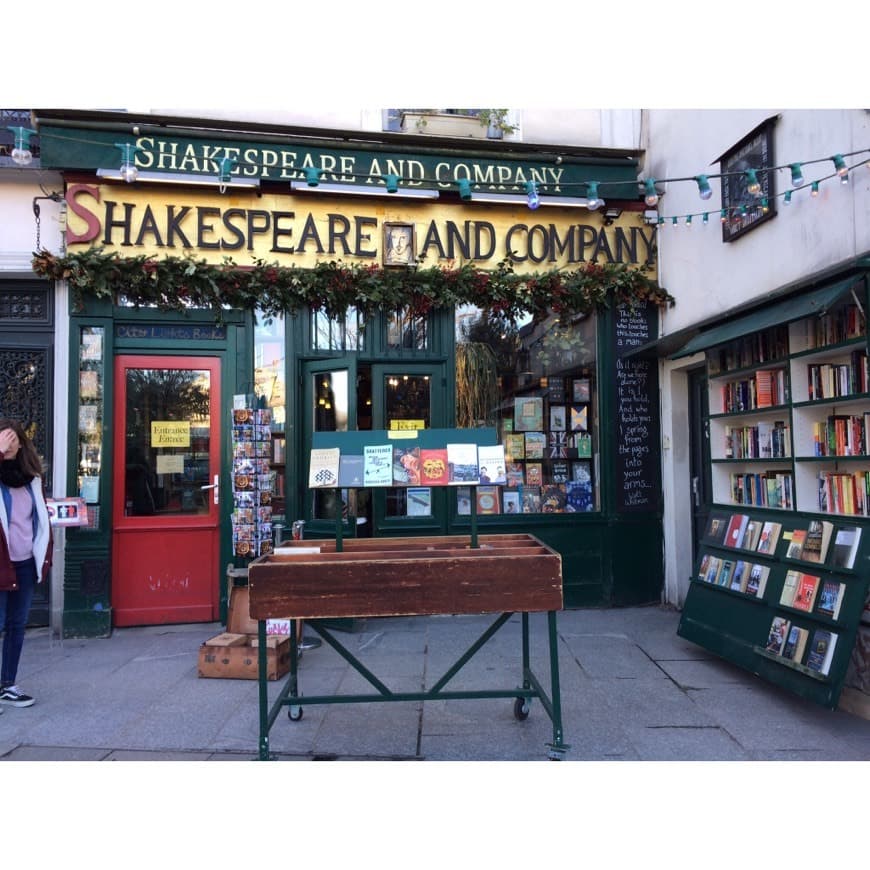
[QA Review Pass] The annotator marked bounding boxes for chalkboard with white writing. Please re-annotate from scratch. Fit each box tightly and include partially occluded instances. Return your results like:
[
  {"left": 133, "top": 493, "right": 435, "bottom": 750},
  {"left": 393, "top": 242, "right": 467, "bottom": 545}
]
[{"left": 612, "top": 304, "right": 661, "bottom": 513}]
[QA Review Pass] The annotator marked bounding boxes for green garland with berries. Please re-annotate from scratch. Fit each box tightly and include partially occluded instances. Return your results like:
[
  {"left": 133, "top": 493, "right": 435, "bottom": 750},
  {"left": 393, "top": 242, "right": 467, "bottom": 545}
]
[{"left": 31, "top": 247, "right": 674, "bottom": 322}]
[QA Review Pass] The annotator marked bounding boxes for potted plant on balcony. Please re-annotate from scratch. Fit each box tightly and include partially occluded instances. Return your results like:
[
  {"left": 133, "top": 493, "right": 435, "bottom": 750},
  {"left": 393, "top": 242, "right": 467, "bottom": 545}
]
[{"left": 476, "top": 109, "right": 518, "bottom": 139}]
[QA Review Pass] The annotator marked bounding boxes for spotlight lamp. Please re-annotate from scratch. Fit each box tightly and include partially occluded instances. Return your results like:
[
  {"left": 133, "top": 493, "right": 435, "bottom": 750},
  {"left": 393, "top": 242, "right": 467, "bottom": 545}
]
[
  {"left": 113, "top": 142, "right": 141, "bottom": 183},
  {"left": 457, "top": 178, "right": 472, "bottom": 200},
  {"left": 526, "top": 180, "right": 540, "bottom": 210},
  {"left": 744, "top": 168, "right": 761, "bottom": 196},
  {"left": 7, "top": 126, "right": 36, "bottom": 165},
  {"left": 643, "top": 178, "right": 659, "bottom": 207},
  {"left": 586, "top": 181, "right": 604, "bottom": 211},
  {"left": 303, "top": 167, "right": 325, "bottom": 186},
  {"left": 789, "top": 163, "right": 804, "bottom": 187},
  {"left": 694, "top": 175, "right": 713, "bottom": 200},
  {"left": 384, "top": 173, "right": 400, "bottom": 193}
]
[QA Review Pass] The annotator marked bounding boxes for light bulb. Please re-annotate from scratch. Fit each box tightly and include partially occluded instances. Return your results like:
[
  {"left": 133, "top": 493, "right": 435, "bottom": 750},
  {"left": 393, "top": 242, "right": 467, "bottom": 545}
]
[
  {"left": 120, "top": 162, "right": 138, "bottom": 183},
  {"left": 586, "top": 182, "right": 603, "bottom": 211},
  {"left": 643, "top": 178, "right": 659, "bottom": 207},
  {"left": 695, "top": 175, "right": 713, "bottom": 200},
  {"left": 685, "top": 215, "right": 693, "bottom": 228},
  {"left": 11, "top": 146, "right": 32, "bottom": 165},
  {"left": 811, "top": 181, "right": 819, "bottom": 197},
  {"left": 702, "top": 213, "right": 709, "bottom": 225},
  {"left": 784, "top": 190, "right": 792, "bottom": 205},
  {"left": 671, "top": 216, "right": 678, "bottom": 228},
  {"left": 832, "top": 154, "right": 848, "bottom": 177},
  {"left": 745, "top": 168, "right": 761, "bottom": 196},
  {"left": 789, "top": 163, "right": 804, "bottom": 187}
]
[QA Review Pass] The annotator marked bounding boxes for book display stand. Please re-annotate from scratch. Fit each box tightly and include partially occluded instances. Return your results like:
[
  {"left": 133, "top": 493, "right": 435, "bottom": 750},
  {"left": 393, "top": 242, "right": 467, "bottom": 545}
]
[
  {"left": 249, "top": 428, "right": 569, "bottom": 759},
  {"left": 680, "top": 278, "right": 870, "bottom": 707}
]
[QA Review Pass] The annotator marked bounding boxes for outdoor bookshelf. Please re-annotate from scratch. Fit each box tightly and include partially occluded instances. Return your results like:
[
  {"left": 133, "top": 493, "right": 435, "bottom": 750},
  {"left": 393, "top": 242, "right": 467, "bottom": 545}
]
[{"left": 681, "top": 276, "right": 870, "bottom": 707}]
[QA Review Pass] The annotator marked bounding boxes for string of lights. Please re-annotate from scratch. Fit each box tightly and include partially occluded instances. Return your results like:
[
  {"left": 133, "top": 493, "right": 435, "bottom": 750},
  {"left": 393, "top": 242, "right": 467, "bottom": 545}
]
[{"left": 8, "top": 125, "right": 870, "bottom": 224}]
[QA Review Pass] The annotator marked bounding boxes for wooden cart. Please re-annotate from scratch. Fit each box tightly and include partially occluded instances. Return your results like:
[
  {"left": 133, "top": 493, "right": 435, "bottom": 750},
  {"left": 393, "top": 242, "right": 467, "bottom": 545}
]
[{"left": 248, "top": 533, "right": 569, "bottom": 760}]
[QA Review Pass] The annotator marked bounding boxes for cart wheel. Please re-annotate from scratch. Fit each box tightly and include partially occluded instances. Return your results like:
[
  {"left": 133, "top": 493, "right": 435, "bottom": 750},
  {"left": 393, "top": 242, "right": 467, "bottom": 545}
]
[
  {"left": 513, "top": 697, "right": 530, "bottom": 721},
  {"left": 288, "top": 705, "right": 303, "bottom": 721}
]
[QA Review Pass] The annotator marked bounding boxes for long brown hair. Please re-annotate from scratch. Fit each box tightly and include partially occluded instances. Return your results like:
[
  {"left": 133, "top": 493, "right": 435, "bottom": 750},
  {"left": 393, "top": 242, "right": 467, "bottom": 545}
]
[{"left": 0, "top": 419, "right": 44, "bottom": 478}]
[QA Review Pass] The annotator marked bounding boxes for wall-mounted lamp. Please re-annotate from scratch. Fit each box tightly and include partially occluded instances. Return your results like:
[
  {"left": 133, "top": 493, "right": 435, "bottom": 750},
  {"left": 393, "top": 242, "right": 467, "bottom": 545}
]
[
  {"left": 289, "top": 180, "right": 439, "bottom": 199},
  {"left": 467, "top": 191, "right": 591, "bottom": 208},
  {"left": 96, "top": 168, "right": 260, "bottom": 189},
  {"left": 601, "top": 207, "right": 623, "bottom": 226},
  {"left": 7, "top": 126, "right": 36, "bottom": 165}
]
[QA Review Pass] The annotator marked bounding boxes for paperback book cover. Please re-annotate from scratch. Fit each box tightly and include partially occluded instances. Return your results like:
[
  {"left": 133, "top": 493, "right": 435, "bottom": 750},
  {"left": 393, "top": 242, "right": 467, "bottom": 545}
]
[
  {"left": 456, "top": 487, "right": 472, "bottom": 515},
  {"left": 745, "top": 563, "right": 769, "bottom": 598},
  {"left": 816, "top": 580, "right": 846, "bottom": 621},
  {"left": 524, "top": 432, "right": 546, "bottom": 459},
  {"left": 548, "top": 431, "right": 569, "bottom": 458},
  {"left": 742, "top": 520, "right": 762, "bottom": 552},
  {"left": 363, "top": 444, "right": 394, "bottom": 486},
  {"left": 308, "top": 447, "right": 340, "bottom": 488},
  {"left": 718, "top": 559, "right": 734, "bottom": 587},
  {"left": 729, "top": 561, "right": 748, "bottom": 593},
  {"left": 779, "top": 570, "right": 801, "bottom": 607},
  {"left": 575, "top": 433, "right": 593, "bottom": 457},
  {"left": 505, "top": 462, "right": 525, "bottom": 487},
  {"left": 521, "top": 486, "right": 542, "bottom": 513},
  {"left": 569, "top": 404, "right": 588, "bottom": 432},
  {"left": 477, "top": 444, "right": 507, "bottom": 484},
  {"left": 337, "top": 454, "right": 364, "bottom": 487},
  {"left": 502, "top": 488, "right": 521, "bottom": 514},
  {"left": 790, "top": 573, "right": 820, "bottom": 612},
  {"left": 703, "top": 557, "right": 722, "bottom": 584},
  {"left": 447, "top": 443, "right": 480, "bottom": 484},
  {"left": 406, "top": 487, "right": 431, "bottom": 517},
  {"left": 756, "top": 521, "right": 782, "bottom": 555},
  {"left": 785, "top": 529, "right": 807, "bottom": 560},
  {"left": 420, "top": 449, "right": 449, "bottom": 486},
  {"left": 805, "top": 629, "right": 838, "bottom": 676},
  {"left": 504, "top": 433, "right": 526, "bottom": 461},
  {"left": 566, "top": 476, "right": 594, "bottom": 512},
  {"left": 766, "top": 616, "right": 791, "bottom": 655},
  {"left": 392, "top": 445, "right": 422, "bottom": 486},
  {"left": 782, "top": 625, "right": 809, "bottom": 663},
  {"left": 514, "top": 396, "right": 544, "bottom": 431},
  {"left": 830, "top": 525, "right": 862, "bottom": 570},
  {"left": 800, "top": 520, "right": 834, "bottom": 564},
  {"left": 704, "top": 512, "right": 730, "bottom": 546},
  {"left": 540, "top": 484, "right": 567, "bottom": 513},
  {"left": 724, "top": 513, "right": 750, "bottom": 548},
  {"left": 525, "top": 462, "right": 543, "bottom": 487},
  {"left": 551, "top": 461, "right": 570, "bottom": 483},
  {"left": 475, "top": 486, "right": 501, "bottom": 514}
]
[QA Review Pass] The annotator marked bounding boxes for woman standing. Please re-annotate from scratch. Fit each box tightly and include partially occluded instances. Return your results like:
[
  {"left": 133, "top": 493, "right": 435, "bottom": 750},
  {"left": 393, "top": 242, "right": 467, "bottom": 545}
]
[{"left": 0, "top": 419, "right": 52, "bottom": 710}]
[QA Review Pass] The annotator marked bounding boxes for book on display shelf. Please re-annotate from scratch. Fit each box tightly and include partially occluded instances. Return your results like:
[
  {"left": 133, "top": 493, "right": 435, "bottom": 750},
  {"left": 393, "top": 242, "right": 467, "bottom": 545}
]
[
  {"left": 800, "top": 520, "right": 834, "bottom": 564},
  {"left": 724, "top": 513, "right": 750, "bottom": 548},
  {"left": 745, "top": 563, "right": 770, "bottom": 598},
  {"left": 475, "top": 486, "right": 501, "bottom": 515},
  {"left": 420, "top": 449, "right": 449, "bottom": 486},
  {"left": 756, "top": 521, "right": 782, "bottom": 556},
  {"left": 308, "top": 447, "right": 340, "bottom": 488},
  {"left": 816, "top": 580, "right": 847, "bottom": 621},
  {"left": 704, "top": 512, "right": 730, "bottom": 546},
  {"left": 766, "top": 616, "right": 791, "bottom": 655},
  {"left": 785, "top": 529, "right": 807, "bottom": 560},
  {"left": 779, "top": 570, "right": 800, "bottom": 607},
  {"left": 830, "top": 526, "right": 862, "bottom": 570},
  {"left": 790, "top": 573, "right": 820, "bottom": 612},
  {"left": 782, "top": 625, "right": 809, "bottom": 663},
  {"left": 742, "top": 519, "right": 763, "bottom": 552},
  {"left": 729, "top": 560, "right": 749, "bottom": 593},
  {"left": 718, "top": 560, "right": 734, "bottom": 588},
  {"left": 337, "top": 454, "right": 364, "bottom": 488},
  {"left": 363, "top": 444, "right": 394, "bottom": 486},
  {"left": 446, "top": 442, "right": 480, "bottom": 485},
  {"left": 805, "top": 629, "right": 838, "bottom": 676}
]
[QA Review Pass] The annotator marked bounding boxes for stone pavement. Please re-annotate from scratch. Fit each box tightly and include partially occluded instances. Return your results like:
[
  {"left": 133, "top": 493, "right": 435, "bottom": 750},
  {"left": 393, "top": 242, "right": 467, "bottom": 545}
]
[{"left": 2, "top": 604, "right": 870, "bottom": 762}]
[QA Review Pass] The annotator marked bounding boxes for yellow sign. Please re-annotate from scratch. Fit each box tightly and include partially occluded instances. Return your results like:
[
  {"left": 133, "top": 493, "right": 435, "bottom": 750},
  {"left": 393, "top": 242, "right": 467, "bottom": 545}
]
[
  {"left": 390, "top": 420, "right": 425, "bottom": 431},
  {"left": 151, "top": 421, "right": 191, "bottom": 447},
  {"left": 65, "top": 184, "right": 657, "bottom": 274}
]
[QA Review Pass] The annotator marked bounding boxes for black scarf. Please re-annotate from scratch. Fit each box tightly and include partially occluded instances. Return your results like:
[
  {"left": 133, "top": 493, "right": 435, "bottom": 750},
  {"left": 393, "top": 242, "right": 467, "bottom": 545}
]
[{"left": 0, "top": 459, "right": 34, "bottom": 489}]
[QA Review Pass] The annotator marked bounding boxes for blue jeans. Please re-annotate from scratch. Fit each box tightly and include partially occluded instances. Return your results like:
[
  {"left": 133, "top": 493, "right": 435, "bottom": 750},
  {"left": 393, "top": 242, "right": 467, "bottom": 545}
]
[{"left": 0, "top": 557, "right": 36, "bottom": 686}]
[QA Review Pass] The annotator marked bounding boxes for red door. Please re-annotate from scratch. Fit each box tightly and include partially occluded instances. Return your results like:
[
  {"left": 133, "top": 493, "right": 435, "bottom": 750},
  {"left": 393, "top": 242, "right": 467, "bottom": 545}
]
[{"left": 112, "top": 355, "right": 221, "bottom": 626}]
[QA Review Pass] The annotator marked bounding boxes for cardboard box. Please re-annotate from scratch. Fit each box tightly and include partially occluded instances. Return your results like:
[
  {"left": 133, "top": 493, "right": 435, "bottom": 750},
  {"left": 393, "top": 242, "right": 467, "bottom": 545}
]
[{"left": 197, "top": 586, "right": 292, "bottom": 680}]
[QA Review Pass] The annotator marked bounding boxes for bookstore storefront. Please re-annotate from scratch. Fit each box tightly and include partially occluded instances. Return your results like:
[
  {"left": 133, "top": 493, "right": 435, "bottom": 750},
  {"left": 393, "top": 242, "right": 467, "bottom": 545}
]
[{"left": 34, "top": 113, "right": 672, "bottom": 635}]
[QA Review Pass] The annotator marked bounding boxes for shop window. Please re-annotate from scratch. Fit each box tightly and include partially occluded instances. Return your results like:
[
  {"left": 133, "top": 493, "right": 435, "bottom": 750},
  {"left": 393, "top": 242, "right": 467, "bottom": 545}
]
[
  {"left": 455, "top": 307, "right": 599, "bottom": 515},
  {"left": 255, "top": 312, "right": 286, "bottom": 513},
  {"left": 387, "top": 307, "right": 428, "bottom": 350},
  {"left": 310, "top": 308, "right": 365, "bottom": 351}
]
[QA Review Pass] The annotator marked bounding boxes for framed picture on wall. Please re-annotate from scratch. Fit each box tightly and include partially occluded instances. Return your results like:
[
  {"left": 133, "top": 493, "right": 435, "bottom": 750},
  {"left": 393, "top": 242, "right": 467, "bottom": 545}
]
[
  {"left": 719, "top": 116, "right": 777, "bottom": 242},
  {"left": 383, "top": 222, "right": 416, "bottom": 266}
]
